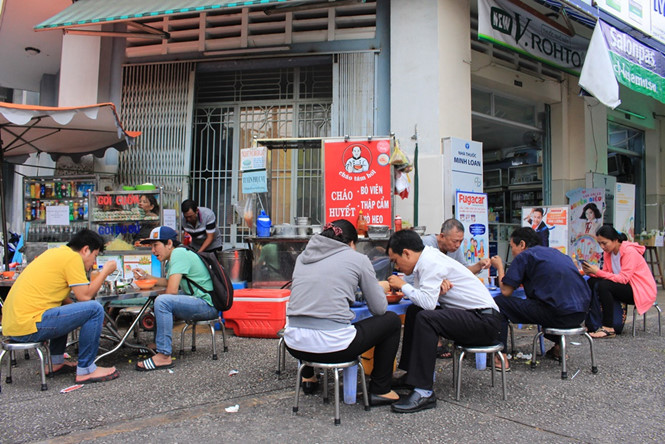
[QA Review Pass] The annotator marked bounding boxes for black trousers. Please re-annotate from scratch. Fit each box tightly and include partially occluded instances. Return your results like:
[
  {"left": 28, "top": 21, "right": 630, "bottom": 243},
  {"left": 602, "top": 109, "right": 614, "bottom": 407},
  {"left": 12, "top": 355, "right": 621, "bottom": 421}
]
[
  {"left": 286, "top": 312, "right": 401, "bottom": 394},
  {"left": 587, "top": 277, "right": 634, "bottom": 327},
  {"left": 494, "top": 297, "right": 587, "bottom": 346},
  {"left": 398, "top": 304, "right": 501, "bottom": 391}
]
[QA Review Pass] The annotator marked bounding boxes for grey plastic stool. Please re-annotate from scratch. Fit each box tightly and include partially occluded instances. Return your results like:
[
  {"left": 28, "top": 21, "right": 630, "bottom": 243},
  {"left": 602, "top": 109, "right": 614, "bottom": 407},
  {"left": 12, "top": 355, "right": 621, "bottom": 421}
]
[
  {"left": 452, "top": 343, "right": 507, "bottom": 401},
  {"left": 0, "top": 340, "right": 53, "bottom": 392},
  {"left": 293, "top": 358, "right": 369, "bottom": 425},
  {"left": 531, "top": 326, "right": 597, "bottom": 379},
  {"left": 179, "top": 318, "right": 227, "bottom": 360},
  {"left": 632, "top": 302, "right": 662, "bottom": 337}
]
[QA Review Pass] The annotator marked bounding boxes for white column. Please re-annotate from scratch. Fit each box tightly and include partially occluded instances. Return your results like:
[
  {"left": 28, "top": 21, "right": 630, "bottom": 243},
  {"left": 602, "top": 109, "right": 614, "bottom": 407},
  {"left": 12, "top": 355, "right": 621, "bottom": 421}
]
[{"left": 390, "top": 0, "right": 471, "bottom": 231}]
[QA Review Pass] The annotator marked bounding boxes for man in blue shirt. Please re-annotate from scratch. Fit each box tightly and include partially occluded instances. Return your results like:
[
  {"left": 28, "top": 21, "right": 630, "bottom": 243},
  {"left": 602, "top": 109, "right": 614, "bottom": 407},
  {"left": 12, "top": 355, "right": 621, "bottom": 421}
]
[{"left": 490, "top": 227, "right": 590, "bottom": 369}]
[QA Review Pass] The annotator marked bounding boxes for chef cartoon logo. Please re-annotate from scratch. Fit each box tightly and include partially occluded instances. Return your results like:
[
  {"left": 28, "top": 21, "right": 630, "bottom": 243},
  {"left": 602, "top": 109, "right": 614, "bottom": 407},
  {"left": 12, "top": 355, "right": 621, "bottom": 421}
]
[{"left": 343, "top": 144, "right": 372, "bottom": 174}]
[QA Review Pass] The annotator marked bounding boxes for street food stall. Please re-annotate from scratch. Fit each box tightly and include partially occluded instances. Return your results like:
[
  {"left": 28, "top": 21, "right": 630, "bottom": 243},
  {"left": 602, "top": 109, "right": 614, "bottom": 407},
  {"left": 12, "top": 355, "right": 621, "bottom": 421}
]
[{"left": 242, "top": 136, "right": 397, "bottom": 288}]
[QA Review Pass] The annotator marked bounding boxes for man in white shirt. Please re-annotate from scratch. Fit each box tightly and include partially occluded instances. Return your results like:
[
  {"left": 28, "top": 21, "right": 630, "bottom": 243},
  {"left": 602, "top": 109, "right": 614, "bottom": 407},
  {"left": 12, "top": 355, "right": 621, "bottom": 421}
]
[
  {"left": 419, "top": 218, "right": 491, "bottom": 358},
  {"left": 382, "top": 230, "right": 501, "bottom": 414}
]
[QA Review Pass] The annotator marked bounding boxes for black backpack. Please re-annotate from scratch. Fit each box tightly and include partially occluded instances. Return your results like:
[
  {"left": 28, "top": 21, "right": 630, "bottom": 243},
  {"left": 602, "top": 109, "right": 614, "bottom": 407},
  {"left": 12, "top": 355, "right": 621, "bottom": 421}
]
[{"left": 179, "top": 245, "right": 234, "bottom": 312}]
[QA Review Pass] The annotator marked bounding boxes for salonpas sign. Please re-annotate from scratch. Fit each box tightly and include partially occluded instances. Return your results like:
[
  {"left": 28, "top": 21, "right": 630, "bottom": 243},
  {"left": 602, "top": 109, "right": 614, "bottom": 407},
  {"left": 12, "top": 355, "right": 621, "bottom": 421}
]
[
  {"left": 478, "top": 0, "right": 588, "bottom": 74},
  {"left": 579, "top": 20, "right": 665, "bottom": 108}
]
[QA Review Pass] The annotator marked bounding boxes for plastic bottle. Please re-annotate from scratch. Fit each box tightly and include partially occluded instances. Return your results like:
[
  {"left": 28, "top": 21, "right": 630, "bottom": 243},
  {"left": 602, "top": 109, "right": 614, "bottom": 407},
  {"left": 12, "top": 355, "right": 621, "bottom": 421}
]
[
  {"left": 39, "top": 202, "right": 46, "bottom": 221},
  {"left": 256, "top": 210, "right": 271, "bottom": 237},
  {"left": 475, "top": 353, "right": 487, "bottom": 370},
  {"left": 343, "top": 365, "right": 358, "bottom": 404},
  {"left": 394, "top": 215, "right": 402, "bottom": 231},
  {"left": 357, "top": 210, "right": 368, "bottom": 237},
  {"left": 25, "top": 202, "right": 32, "bottom": 221}
]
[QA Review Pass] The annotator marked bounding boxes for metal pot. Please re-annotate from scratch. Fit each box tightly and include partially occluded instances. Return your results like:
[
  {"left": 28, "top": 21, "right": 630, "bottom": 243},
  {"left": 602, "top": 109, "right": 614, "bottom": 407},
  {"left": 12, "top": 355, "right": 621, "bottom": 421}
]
[{"left": 220, "top": 248, "right": 253, "bottom": 282}]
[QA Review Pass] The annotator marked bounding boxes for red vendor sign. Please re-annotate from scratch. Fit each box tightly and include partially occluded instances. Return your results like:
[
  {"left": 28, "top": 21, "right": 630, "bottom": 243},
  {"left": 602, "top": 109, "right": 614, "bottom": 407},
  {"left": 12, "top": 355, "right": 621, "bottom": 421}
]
[{"left": 324, "top": 138, "right": 392, "bottom": 226}]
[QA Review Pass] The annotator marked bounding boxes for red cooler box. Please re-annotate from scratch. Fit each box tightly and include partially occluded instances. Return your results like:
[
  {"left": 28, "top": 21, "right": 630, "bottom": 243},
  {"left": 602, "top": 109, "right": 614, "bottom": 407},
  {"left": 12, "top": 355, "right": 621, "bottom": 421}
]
[{"left": 223, "top": 289, "right": 290, "bottom": 338}]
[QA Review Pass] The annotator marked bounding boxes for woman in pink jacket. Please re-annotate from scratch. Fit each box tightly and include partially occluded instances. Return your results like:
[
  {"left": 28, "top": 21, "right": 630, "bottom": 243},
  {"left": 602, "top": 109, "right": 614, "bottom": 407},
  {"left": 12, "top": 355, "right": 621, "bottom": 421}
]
[{"left": 582, "top": 225, "right": 657, "bottom": 338}]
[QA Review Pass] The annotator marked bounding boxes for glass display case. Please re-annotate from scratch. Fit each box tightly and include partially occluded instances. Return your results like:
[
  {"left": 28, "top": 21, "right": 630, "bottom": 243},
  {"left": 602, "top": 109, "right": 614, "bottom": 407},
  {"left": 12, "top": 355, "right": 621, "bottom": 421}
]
[
  {"left": 23, "top": 175, "right": 108, "bottom": 242},
  {"left": 246, "top": 236, "right": 390, "bottom": 288},
  {"left": 509, "top": 188, "right": 543, "bottom": 223},
  {"left": 89, "top": 189, "right": 181, "bottom": 278}
]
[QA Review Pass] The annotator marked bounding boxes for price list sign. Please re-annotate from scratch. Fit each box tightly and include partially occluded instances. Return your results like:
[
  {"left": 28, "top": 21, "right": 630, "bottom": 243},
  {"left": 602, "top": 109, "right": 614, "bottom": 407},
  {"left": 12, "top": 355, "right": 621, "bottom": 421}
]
[{"left": 324, "top": 139, "right": 392, "bottom": 226}]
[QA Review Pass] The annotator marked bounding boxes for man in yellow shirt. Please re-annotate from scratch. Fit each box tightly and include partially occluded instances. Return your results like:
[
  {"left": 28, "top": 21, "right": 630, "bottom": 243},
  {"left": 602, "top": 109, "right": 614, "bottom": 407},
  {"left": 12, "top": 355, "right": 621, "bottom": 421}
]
[{"left": 3, "top": 229, "right": 119, "bottom": 384}]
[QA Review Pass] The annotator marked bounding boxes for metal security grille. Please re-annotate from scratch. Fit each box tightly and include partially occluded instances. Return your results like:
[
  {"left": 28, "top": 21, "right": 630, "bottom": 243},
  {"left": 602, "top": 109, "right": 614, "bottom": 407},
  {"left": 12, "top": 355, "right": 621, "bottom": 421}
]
[
  {"left": 193, "top": 64, "right": 331, "bottom": 244},
  {"left": 120, "top": 63, "right": 195, "bottom": 211}
]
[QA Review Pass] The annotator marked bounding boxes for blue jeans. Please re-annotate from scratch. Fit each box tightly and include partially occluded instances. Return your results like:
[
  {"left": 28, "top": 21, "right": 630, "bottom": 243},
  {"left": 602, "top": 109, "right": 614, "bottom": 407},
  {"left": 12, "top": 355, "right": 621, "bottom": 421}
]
[
  {"left": 154, "top": 294, "right": 218, "bottom": 356},
  {"left": 10, "top": 301, "right": 104, "bottom": 375}
]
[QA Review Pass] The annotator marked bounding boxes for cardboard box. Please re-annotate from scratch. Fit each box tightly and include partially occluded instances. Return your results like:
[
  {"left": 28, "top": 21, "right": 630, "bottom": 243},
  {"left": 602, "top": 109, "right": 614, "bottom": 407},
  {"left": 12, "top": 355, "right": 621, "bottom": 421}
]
[{"left": 223, "top": 289, "right": 290, "bottom": 338}]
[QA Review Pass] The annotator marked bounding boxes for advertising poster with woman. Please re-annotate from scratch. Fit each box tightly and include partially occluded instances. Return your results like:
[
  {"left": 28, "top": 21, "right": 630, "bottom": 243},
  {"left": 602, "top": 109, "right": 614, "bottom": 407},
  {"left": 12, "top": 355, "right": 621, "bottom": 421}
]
[
  {"left": 567, "top": 188, "right": 605, "bottom": 265},
  {"left": 521, "top": 205, "right": 569, "bottom": 253},
  {"left": 455, "top": 191, "right": 489, "bottom": 281}
]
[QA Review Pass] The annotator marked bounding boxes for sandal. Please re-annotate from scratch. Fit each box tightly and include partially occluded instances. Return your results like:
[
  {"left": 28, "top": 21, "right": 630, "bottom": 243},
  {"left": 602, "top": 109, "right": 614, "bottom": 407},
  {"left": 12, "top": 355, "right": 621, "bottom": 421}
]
[
  {"left": 436, "top": 345, "right": 452, "bottom": 359},
  {"left": 135, "top": 357, "right": 174, "bottom": 372},
  {"left": 544, "top": 346, "right": 568, "bottom": 362},
  {"left": 589, "top": 327, "right": 616, "bottom": 339}
]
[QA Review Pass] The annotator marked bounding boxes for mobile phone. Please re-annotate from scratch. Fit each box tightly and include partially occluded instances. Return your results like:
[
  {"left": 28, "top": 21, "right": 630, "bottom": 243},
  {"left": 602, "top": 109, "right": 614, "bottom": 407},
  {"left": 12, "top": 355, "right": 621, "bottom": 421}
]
[{"left": 579, "top": 259, "right": 589, "bottom": 266}]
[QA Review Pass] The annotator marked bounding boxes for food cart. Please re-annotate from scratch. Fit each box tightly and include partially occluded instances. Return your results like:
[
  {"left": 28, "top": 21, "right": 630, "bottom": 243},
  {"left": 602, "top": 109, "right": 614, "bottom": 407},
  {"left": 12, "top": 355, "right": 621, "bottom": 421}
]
[{"left": 243, "top": 136, "right": 397, "bottom": 288}]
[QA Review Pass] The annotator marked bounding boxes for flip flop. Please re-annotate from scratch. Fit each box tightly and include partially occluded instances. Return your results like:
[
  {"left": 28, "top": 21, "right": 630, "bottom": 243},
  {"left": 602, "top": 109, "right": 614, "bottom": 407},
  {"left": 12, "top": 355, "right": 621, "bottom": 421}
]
[
  {"left": 135, "top": 357, "right": 174, "bottom": 372},
  {"left": 45, "top": 363, "right": 77, "bottom": 376},
  {"left": 76, "top": 369, "right": 120, "bottom": 384},
  {"left": 491, "top": 364, "right": 511, "bottom": 372},
  {"left": 589, "top": 327, "right": 616, "bottom": 339}
]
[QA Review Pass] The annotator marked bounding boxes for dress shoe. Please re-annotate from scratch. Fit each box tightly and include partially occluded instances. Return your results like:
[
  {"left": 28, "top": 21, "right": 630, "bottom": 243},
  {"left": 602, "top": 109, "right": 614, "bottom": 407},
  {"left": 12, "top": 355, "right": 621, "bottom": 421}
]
[
  {"left": 391, "top": 390, "right": 437, "bottom": 413},
  {"left": 391, "top": 373, "right": 414, "bottom": 390},
  {"left": 301, "top": 380, "right": 319, "bottom": 395},
  {"left": 369, "top": 393, "right": 400, "bottom": 406}
]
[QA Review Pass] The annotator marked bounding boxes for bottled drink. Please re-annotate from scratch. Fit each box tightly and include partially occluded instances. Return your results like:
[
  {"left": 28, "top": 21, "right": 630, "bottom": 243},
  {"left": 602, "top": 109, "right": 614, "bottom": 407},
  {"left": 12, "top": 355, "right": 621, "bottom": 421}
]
[
  {"left": 394, "top": 215, "right": 402, "bottom": 231},
  {"left": 39, "top": 201, "right": 46, "bottom": 220},
  {"left": 31, "top": 201, "right": 37, "bottom": 220},
  {"left": 54, "top": 182, "right": 61, "bottom": 199},
  {"left": 25, "top": 202, "right": 32, "bottom": 221},
  {"left": 40, "top": 183, "right": 45, "bottom": 198},
  {"left": 61, "top": 182, "right": 68, "bottom": 198},
  {"left": 356, "top": 210, "right": 368, "bottom": 237}
]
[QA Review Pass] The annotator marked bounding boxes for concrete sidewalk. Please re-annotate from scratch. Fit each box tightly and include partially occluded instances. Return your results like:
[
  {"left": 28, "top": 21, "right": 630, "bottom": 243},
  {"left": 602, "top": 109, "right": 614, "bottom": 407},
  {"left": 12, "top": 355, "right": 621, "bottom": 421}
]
[{"left": 2, "top": 289, "right": 665, "bottom": 443}]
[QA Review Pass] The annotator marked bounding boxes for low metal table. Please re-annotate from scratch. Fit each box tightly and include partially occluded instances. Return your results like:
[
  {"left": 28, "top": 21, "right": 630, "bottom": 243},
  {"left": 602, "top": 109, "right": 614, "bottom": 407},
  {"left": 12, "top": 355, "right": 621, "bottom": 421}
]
[{"left": 94, "top": 287, "right": 165, "bottom": 363}]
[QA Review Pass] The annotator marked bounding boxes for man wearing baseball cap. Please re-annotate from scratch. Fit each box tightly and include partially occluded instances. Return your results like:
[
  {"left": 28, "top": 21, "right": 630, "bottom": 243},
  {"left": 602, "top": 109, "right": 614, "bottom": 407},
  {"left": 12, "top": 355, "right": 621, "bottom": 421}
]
[{"left": 133, "top": 226, "right": 218, "bottom": 371}]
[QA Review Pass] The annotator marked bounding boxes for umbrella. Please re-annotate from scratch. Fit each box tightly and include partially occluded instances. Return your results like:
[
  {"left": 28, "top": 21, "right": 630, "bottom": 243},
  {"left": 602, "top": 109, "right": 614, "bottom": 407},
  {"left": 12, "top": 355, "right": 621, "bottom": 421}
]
[{"left": 0, "top": 102, "right": 140, "bottom": 267}]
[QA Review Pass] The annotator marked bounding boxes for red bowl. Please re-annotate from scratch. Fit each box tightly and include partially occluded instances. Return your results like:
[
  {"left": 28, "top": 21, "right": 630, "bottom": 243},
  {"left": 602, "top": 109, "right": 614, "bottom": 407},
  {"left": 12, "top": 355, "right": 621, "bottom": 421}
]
[
  {"left": 2, "top": 270, "right": 16, "bottom": 279},
  {"left": 386, "top": 292, "right": 404, "bottom": 304}
]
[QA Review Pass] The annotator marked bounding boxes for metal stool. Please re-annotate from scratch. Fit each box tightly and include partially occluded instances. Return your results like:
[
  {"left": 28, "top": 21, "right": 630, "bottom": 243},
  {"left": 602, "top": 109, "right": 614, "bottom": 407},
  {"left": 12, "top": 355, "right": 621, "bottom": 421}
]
[
  {"left": 531, "top": 326, "right": 597, "bottom": 379},
  {"left": 293, "top": 358, "right": 370, "bottom": 425},
  {"left": 0, "top": 339, "right": 53, "bottom": 392},
  {"left": 179, "top": 318, "right": 227, "bottom": 360},
  {"left": 452, "top": 343, "right": 507, "bottom": 401},
  {"left": 632, "top": 302, "right": 662, "bottom": 337},
  {"left": 276, "top": 329, "right": 287, "bottom": 377}
]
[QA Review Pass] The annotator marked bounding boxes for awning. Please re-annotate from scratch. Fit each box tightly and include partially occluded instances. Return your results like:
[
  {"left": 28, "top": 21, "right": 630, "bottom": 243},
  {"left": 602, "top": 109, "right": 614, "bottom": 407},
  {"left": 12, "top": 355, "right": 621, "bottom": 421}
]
[
  {"left": 0, "top": 102, "right": 140, "bottom": 162},
  {"left": 0, "top": 102, "right": 140, "bottom": 267},
  {"left": 34, "top": 0, "right": 360, "bottom": 33},
  {"left": 579, "top": 20, "right": 665, "bottom": 108}
]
